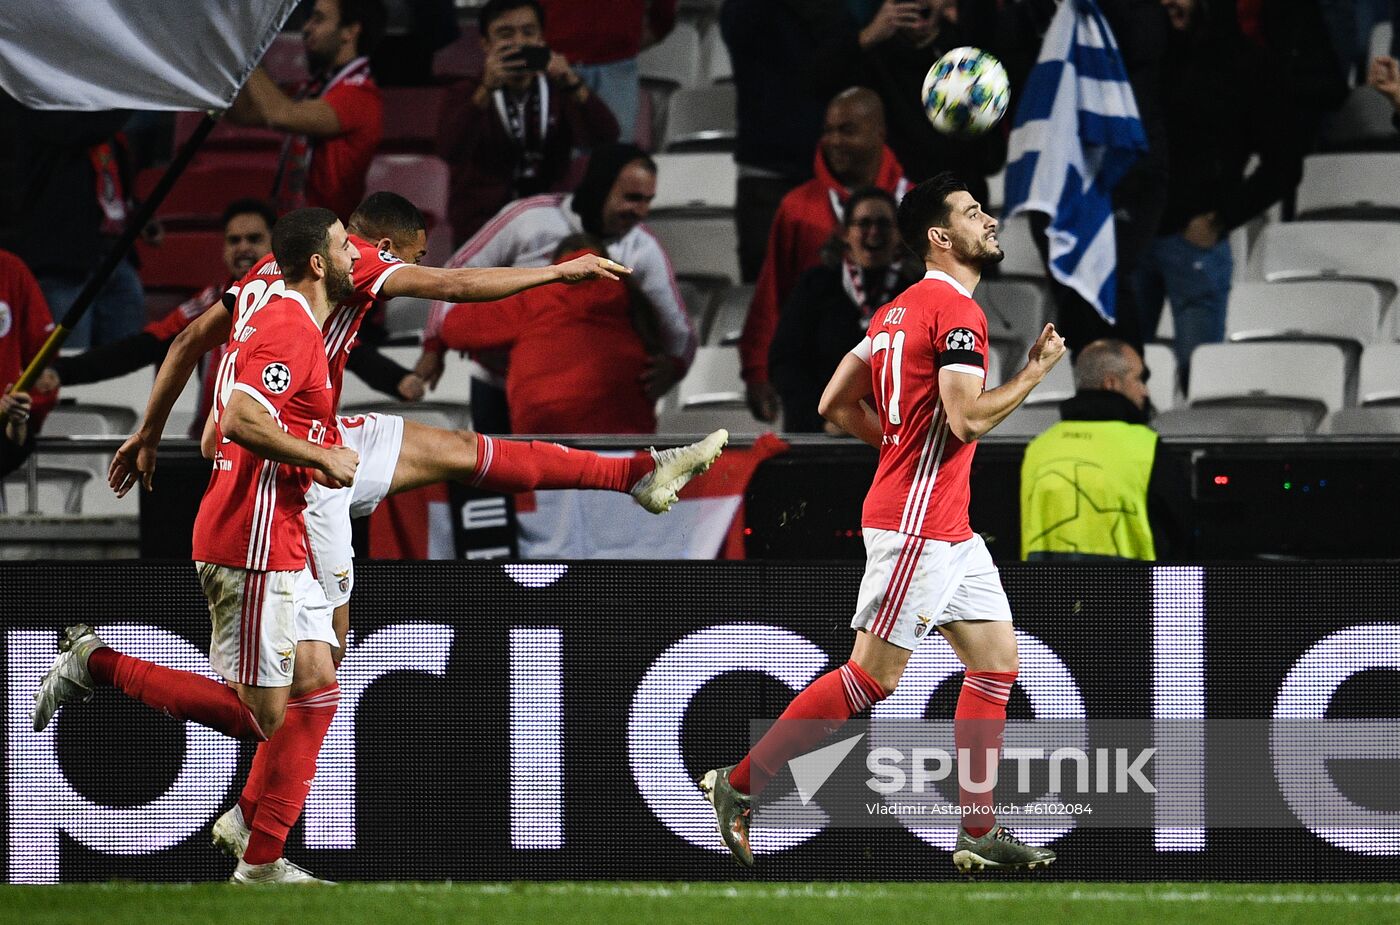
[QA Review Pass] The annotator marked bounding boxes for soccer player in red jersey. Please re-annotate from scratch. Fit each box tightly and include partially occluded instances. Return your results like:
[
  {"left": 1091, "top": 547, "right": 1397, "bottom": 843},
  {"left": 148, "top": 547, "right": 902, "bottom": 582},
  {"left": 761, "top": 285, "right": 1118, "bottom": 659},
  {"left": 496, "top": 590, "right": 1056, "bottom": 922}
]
[
  {"left": 106, "top": 193, "right": 725, "bottom": 869},
  {"left": 701, "top": 173, "right": 1067, "bottom": 871},
  {"left": 32, "top": 208, "right": 363, "bottom": 884}
]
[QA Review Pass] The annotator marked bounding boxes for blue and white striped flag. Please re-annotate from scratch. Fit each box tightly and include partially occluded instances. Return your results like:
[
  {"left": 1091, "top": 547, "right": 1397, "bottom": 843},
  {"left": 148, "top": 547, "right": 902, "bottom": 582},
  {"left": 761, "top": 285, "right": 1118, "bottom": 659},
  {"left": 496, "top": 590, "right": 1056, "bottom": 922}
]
[{"left": 1003, "top": 0, "right": 1147, "bottom": 323}]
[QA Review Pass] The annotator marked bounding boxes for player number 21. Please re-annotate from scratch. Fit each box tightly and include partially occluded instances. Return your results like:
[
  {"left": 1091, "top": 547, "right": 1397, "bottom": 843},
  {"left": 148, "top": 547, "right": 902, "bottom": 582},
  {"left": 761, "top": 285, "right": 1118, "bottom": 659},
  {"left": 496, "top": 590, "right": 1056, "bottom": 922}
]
[{"left": 871, "top": 329, "right": 905, "bottom": 426}]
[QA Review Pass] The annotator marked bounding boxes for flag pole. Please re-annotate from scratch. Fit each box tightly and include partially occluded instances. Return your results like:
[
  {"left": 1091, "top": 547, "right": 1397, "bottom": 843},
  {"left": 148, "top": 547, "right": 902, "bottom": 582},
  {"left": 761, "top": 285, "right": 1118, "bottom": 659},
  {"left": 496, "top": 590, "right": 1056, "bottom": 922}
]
[{"left": 9, "top": 110, "right": 221, "bottom": 395}]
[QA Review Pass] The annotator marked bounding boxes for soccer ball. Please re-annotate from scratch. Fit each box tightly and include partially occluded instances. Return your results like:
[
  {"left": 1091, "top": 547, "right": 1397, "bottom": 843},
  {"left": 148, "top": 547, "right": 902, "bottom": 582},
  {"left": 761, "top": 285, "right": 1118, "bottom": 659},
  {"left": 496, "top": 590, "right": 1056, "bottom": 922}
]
[{"left": 921, "top": 47, "right": 1010, "bottom": 136}]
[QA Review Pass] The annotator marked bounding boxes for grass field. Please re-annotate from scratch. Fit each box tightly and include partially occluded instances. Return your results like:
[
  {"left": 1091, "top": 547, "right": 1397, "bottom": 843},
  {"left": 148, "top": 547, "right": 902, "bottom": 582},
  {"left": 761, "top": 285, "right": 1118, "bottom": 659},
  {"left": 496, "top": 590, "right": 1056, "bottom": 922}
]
[{"left": 6, "top": 882, "right": 1399, "bottom": 925}]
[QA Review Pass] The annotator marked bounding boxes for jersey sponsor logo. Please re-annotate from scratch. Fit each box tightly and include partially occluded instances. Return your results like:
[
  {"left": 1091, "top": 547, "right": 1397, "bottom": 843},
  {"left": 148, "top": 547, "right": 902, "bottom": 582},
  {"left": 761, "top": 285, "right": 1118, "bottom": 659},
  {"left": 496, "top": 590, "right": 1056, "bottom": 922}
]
[
  {"left": 0, "top": 301, "right": 10, "bottom": 338},
  {"left": 378, "top": 249, "right": 402, "bottom": 265},
  {"left": 945, "top": 328, "right": 977, "bottom": 352},
  {"left": 262, "top": 362, "right": 292, "bottom": 394}
]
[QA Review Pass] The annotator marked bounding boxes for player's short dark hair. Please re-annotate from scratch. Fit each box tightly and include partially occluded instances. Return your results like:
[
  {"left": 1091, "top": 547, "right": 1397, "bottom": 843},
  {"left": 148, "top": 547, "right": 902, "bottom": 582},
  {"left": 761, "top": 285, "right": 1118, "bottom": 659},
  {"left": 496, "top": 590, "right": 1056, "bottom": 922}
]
[
  {"left": 897, "top": 172, "right": 970, "bottom": 260},
  {"left": 554, "top": 233, "right": 607, "bottom": 261},
  {"left": 272, "top": 207, "right": 339, "bottom": 283},
  {"left": 348, "top": 192, "right": 426, "bottom": 244},
  {"left": 478, "top": 0, "right": 545, "bottom": 35},
  {"left": 220, "top": 198, "right": 277, "bottom": 233},
  {"left": 336, "top": 0, "right": 387, "bottom": 57}
]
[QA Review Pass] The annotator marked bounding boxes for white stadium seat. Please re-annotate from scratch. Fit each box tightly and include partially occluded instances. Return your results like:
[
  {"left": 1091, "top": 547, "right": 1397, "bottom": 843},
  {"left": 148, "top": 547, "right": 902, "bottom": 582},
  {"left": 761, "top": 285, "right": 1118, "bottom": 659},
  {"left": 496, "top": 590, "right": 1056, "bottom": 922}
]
[
  {"left": 638, "top": 21, "right": 702, "bottom": 88},
  {"left": 661, "top": 85, "right": 736, "bottom": 151},
  {"left": 991, "top": 213, "right": 1046, "bottom": 279},
  {"left": 1143, "top": 343, "right": 1178, "bottom": 411},
  {"left": 1245, "top": 221, "right": 1400, "bottom": 299},
  {"left": 651, "top": 152, "right": 736, "bottom": 210},
  {"left": 1359, "top": 344, "right": 1400, "bottom": 405},
  {"left": 642, "top": 213, "right": 740, "bottom": 283},
  {"left": 1295, "top": 153, "right": 1400, "bottom": 220},
  {"left": 1323, "top": 406, "right": 1400, "bottom": 435},
  {"left": 987, "top": 404, "right": 1059, "bottom": 439},
  {"left": 703, "top": 25, "right": 732, "bottom": 83},
  {"left": 1153, "top": 406, "right": 1318, "bottom": 437},
  {"left": 1225, "top": 280, "right": 1383, "bottom": 346},
  {"left": 1022, "top": 355, "right": 1074, "bottom": 406},
  {"left": 704, "top": 284, "right": 751, "bottom": 346},
  {"left": 1187, "top": 342, "right": 1348, "bottom": 424}
]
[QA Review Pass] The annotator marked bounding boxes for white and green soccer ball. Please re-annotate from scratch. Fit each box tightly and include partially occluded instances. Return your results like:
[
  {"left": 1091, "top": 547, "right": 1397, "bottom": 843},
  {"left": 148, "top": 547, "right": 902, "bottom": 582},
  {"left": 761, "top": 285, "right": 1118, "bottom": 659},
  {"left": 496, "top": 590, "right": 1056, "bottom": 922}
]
[{"left": 921, "top": 46, "right": 1010, "bottom": 136}]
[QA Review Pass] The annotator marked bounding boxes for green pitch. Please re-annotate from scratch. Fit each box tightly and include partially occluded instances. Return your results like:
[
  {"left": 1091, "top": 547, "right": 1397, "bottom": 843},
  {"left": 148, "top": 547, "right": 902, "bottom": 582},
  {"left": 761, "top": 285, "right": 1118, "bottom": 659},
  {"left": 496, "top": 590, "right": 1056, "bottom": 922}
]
[{"left": 6, "top": 882, "right": 1398, "bottom": 925}]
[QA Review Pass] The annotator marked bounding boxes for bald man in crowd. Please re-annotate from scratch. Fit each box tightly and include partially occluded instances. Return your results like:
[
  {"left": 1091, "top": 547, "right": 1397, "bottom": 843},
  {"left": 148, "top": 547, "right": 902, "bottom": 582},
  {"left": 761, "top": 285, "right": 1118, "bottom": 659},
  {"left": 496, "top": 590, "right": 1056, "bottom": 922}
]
[{"left": 739, "top": 87, "right": 910, "bottom": 422}]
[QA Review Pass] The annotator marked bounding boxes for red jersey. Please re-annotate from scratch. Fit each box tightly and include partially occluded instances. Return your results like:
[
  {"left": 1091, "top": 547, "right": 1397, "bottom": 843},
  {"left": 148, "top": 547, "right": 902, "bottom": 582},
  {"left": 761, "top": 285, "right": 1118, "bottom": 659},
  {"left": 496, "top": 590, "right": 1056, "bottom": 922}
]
[
  {"left": 0, "top": 248, "right": 58, "bottom": 428},
  {"left": 225, "top": 236, "right": 405, "bottom": 412},
  {"left": 860, "top": 271, "right": 989, "bottom": 542},
  {"left": 146, "top": 282, "right": 227, "bottom": 438},
  {"left": 192, "top": 293, "right": 333, "bottom": 571},
  {"left": 275, "top": 57, "right": 382, "bottom": 220},
  {"left": 439, "top": 250, "right": 655, "bottom": 434}
]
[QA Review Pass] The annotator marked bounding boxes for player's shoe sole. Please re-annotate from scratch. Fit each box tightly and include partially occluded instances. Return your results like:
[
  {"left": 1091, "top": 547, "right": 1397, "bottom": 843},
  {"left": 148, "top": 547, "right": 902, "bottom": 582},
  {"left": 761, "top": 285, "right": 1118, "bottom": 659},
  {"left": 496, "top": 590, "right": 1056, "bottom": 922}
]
[
  {"left": 631, "top": 430, "right": 728, "bottom": 514},
  {"left": 952, "top": 824, "right": 1057, "bottom": 872},
  {"left": 32, "top": 624, "right": 107, "bottom": 732},
  {"left": 212, "top": 805, "right": 251, "bottom": 859},
  {"left": 231, "top": 858, "right": 335, "bottom": 885},
  {"left": 698, "top": 765, "right": 753, "bottom": 867}
]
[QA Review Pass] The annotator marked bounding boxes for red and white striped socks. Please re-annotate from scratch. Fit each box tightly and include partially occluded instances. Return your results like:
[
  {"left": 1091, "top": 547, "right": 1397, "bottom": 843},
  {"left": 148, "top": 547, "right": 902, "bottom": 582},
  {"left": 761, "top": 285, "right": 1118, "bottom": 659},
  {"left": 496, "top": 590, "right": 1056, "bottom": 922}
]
[
  {"left": 469, "top": 434, "right": 652, "bottom": 494},
  {"left": 955, "top": 669, "right": 1017, "bottom": 837},
  {"left": 730, "top": 660, "right": 888, "bottom": 797}
]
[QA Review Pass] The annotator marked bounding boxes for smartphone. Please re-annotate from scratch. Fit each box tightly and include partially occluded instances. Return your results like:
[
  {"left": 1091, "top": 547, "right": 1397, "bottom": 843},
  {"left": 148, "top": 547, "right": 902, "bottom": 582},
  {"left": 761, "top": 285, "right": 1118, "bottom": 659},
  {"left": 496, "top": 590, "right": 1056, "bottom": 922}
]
[{"left": 505, "top": 45, "right": 551, "bottom": 72}]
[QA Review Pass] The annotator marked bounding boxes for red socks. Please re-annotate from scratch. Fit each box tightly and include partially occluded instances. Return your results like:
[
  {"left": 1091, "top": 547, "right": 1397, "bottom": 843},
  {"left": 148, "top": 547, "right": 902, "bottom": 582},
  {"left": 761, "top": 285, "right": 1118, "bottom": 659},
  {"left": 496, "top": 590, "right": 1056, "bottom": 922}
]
[
  {"left": 242, "top": 683, "right": 339, "bottom": 864},
  {"left": 730, "top": 660, "right": 887, "bottom": 796},
  {"left": 955, "top": 669, "right": 1017, "bottom": 837},
  {"left": 238, "top": 739, "right": 274, "bottom": 824},
  {"left": 470, "top": 434, "right": 653, "bottom": 494},
  {"left": 87, "top": 646, "right": 266, "bottom": 741}
]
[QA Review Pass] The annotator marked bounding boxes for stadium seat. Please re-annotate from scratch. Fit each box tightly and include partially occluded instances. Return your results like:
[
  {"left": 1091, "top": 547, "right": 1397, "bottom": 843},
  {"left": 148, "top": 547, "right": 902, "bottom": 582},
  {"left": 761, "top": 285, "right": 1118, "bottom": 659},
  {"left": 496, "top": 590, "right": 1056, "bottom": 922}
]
[
  {"left": 987, "top": 403, "right": 1058, "bottom": 438},
  {"left": 59, "top": 367, "right": 155, "bottom": 433},
  {"left": 703, "top": 26, "right": 732, "bottom": 83},
  {"left": 173, "top": 110, "right": 282, "bottom": 153},
  {"left": 0, "top": 466, "right": 89, "bottom": 515},
  {"left": 657, "top": 403, "right": 773, "bottom": 436},
  {"left": 137, "top": 159, "right": 279, "bottom": 227},
  {"left": 432, "top": 27, "right": 483, "bottom": 81},
  {"left": 638, "top": 21, "right": 702, "bottom": 89},
  {"left": 380, "top": 86, "right": 445, "bottom": 154},
  {"left": 704, "top": 283, "right": 751, "bottom": 347},
  {"left": 642, "top": 213, "right": 740, "bottom": 282},
  {"left": 365, "top": 153, "right": 452, "bottom": 265},
  {"left": 677, "top": 345, "right": 744, "bottom": 407},
  {"left": 978, "top": 277, "right": 1048, "bottom": 370},
  {"left": 985, "top": 348, "right": 1004, "bottom": 388},
  {"left": 42, "top": 408, "right": 121, "bottom": 438},
  {"left": 1153, "top": 405, "right": 1318, "bottom": 436},
  {"left": 1322, "top": 406, "right": 1400, "bottom": 435},
  {"left": 676, "top": 277, "right": 721, "bottom": 341},
  {"left": 1187, "top": 342, "right": 1348, "bottom": 427},
  {"left": 1143, "top": 342, "right": 1178, "bottom": 410},
  {"left": 1245, "top": 221, "right": 1400, "bottom": 300},
  {"left": 1295, "top": 153, "right": 1400, "bottom": 220},
  {"left": 1318, "top": 84, "right": 1399, "bottom": 152},
  {"left": 1021, "top": 354, "right": 1074, "bottom": 406},
  {"left": 661, "top": 86, "right": 736, "bottom": 151},
  {"left": 991, "top": 213, "right": 1047, "bottom": 278},
  {"left": 651, "top": 152, "right": 736, "bottom": 210},
  {"left": 384, "top": 297, "right": 432, "bottom": 343},
  {"left": 1359, "top": 344, "right": 1400, "bottom": 405},
  {"left": 1226, "top": 280, "right": 1383, "bottom": 346},
  {"left": 137, "top": 231, "right": 227, "bottom": 291}
]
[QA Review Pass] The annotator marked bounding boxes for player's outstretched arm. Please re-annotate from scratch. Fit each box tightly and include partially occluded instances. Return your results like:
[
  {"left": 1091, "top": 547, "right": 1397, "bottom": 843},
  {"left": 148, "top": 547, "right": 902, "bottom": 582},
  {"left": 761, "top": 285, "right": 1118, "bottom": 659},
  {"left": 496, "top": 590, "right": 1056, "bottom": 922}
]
[
  {"left": 220, "top": 391, "right": 359, "bottom": 488},
  {"left": 819, "top": 352, "right": 882, "bottom": 448},
  {"left": 109, "top": 308, "right": 233, "bottom": 497},
  {"left": 380, "top": 253, "right": 630, "bottom": 304},
  {"left": 941, "top": 322, "right": 1066, "bottom": 443}
]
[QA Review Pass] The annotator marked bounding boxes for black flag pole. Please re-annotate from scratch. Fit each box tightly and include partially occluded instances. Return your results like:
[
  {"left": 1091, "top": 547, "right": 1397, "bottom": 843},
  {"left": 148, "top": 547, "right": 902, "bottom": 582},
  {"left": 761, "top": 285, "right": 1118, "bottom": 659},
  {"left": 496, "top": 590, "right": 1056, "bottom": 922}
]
[{"left": 9, "top": 109, "right": 220, "bottom": 394}]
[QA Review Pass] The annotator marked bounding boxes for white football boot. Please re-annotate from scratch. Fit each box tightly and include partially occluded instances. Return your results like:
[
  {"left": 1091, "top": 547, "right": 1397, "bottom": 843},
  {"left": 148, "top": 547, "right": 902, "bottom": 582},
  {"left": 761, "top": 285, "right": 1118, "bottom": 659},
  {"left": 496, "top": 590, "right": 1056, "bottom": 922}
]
[
  {"left": 630, "top": 429, "right": 729, "bottom": 513},
  {"left": 212, "top": 805, "right": 252, "bottom": 859},
  {"left": 32, "top": 624, "right": 107, "bottom": 732},
  {"left": 231, "top": 858, "right": 335, "bottom": 885}
]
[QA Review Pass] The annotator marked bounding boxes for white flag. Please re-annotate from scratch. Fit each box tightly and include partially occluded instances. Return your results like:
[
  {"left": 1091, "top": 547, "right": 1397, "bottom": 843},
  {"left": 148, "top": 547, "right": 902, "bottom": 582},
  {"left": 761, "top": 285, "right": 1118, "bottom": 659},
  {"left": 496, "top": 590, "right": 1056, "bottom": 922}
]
[{"left": 0, "top": 0, "right": 298, "bottom": 111}]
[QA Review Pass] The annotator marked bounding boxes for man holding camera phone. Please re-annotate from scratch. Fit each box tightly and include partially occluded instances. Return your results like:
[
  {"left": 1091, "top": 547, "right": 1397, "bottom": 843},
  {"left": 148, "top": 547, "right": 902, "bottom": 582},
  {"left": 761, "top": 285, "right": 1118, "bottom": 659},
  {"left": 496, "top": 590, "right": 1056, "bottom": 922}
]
[{"left": 438, "top": 0, "right": 620, "bottom": 243}]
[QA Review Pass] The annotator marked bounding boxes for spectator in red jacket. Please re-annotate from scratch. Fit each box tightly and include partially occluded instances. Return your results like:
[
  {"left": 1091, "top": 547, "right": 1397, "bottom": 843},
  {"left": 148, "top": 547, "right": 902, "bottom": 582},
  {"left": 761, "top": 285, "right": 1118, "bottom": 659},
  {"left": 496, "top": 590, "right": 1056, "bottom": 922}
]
[
  {"left": 229, "top": 0, "right": 386, "bottom": 220},
  {"left": 0, "top": 248, "right": 59, "bottom": 476},
  {"left": 740, "top": 86, "right": 908, "bottom": 421},
  {"left": 438, "top": 235, "right": 661, "bottom": 434},
  {"left": 541, "top": 0, "right": 676, "bottom": 141},
  {"left": 439, "top": 0, "right": 620, "bottom": 243}
]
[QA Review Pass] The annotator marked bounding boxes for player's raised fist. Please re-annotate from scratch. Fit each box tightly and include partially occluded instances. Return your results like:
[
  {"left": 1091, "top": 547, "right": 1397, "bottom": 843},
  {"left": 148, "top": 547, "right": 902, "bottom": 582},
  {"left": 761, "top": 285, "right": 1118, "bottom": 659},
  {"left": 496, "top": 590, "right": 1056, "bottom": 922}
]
[
  {"left": 554, "top": 253, "right": 632, "bottom": 284},
  {"left": 315, "top": 445, "right": 360, "bottom": 489},
  {"left": 1028, "top": 322, "right": 1067, "bottom": 371}
]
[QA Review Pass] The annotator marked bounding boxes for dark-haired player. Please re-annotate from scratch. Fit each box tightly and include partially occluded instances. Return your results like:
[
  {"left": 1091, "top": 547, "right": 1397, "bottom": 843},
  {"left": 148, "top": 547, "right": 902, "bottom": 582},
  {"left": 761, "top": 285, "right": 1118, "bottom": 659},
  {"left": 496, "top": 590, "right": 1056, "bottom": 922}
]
[
  {"left": 701, "top": 172, "right": 1065, "bottom": 872},
  {"left": 33, "top": 208, "right": 362, "bottom": 884}
]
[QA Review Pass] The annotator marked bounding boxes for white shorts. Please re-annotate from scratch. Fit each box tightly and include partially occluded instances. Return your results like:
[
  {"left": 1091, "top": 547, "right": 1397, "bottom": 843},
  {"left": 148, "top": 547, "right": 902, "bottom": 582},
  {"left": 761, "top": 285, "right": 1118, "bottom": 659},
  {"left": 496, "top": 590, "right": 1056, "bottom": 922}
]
[
  {"left": 304, "top": 413, "right": 405, "bottom": 607},
  {"left": 197, "top": 564, "right": 335, "bottom": 687},
  {"left": 850, "top": 529, "right": 1012, "bottom": 651}
]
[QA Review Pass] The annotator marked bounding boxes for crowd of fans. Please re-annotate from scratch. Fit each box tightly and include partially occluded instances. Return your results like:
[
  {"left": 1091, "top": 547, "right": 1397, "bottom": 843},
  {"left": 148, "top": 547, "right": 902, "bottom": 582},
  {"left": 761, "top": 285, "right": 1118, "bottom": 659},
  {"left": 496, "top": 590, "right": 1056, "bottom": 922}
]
[{"left": 2, "top": 0, "right": 1399, "bottom": 483}]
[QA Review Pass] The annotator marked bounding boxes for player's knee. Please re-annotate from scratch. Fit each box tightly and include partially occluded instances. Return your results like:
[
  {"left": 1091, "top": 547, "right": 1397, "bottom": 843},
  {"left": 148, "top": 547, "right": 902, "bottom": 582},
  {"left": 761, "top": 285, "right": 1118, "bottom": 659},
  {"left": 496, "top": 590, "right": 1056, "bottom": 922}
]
[
  {"left": 868, "top": 663, "right": 904, "bottom": 696},
  {"left": 252, "top": 702, "right": 286, "bottom": 738}
]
